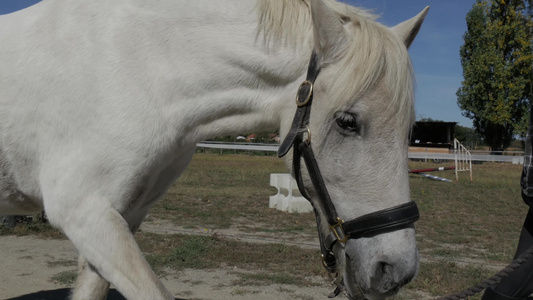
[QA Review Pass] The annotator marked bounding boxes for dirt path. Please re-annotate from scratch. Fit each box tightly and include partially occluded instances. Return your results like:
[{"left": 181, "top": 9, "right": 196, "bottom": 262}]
[
  {"left": 0, "top": 219, "right": 431, "bottom": 300},
  {"left": 0, "top": 224, "right": 335, "bottom": 300},
  {"left": 0, "top": 236, "right": 78, "bottom": 299}
]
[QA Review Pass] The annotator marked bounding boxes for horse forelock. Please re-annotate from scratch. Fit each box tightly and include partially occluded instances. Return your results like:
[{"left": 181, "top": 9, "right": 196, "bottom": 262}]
[
  {"left": 256, "top": 0, "right": 414, "bottom": 137},
  {"left": 255, "top": 0, "right": 375, "bottom": 48},
  {"left": 323, "top": 19, "right": 416, "bottom": 137}
]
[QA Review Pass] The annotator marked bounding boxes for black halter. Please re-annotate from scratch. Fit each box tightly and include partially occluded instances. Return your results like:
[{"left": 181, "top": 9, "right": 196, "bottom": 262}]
[{"left": 278, "top": 51, "right": 420, "bottom": 275}]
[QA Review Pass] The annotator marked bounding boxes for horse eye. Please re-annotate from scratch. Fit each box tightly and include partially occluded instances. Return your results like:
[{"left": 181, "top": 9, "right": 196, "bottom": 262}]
[{"left": 336, "top": 112, "right": 360, "bottom": 133}]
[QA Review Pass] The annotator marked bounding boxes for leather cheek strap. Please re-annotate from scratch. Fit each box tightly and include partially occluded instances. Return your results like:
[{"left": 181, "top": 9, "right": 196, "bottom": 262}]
[
  {"left": 278, "top": 51, "right": 320, "bottom": 158},
  {"left": 278, "top": 104, "right": 312, "bottom": 158}
]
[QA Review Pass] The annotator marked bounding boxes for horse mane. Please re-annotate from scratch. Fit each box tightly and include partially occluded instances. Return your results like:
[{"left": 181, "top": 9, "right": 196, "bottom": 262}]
[
  {"left": 256, "top": 0, "right": 415, "bottom": 134},
  {"left": 256, "top": 0, "right": 375, "bottom": 48}
]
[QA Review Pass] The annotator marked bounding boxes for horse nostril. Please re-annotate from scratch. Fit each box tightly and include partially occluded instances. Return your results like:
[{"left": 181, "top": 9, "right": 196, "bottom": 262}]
[
  {"left": 372, "top": 261, "right": 400, "bottom": 294},
  {"left": 379, "top": 261, "right": 392, "bottom": 275},
  {"left": 372, "top": 260, "right": 415, "bottom": 295}
]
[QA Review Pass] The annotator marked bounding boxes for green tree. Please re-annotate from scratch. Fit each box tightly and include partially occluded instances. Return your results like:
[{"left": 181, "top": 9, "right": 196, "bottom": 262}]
[
  {"left": 457, "top": 0, "right": 533, "bottom": 152},
  {"left": 454, "top": 125, "right": 484, "bottom": 148}
]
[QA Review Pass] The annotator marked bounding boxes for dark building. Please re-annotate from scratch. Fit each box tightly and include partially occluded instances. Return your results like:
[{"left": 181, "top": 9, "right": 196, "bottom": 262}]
[{"left": 410, "top": 122, "right": 457, "bottom": 149}]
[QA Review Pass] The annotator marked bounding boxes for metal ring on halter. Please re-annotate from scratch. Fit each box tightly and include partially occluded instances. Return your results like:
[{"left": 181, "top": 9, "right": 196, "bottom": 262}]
[
  {"left": 304, "top": 126, "right": 311, "bottom": 145},
  {"left": 296, "top": 80, "right": 313, "bottom": 107}
]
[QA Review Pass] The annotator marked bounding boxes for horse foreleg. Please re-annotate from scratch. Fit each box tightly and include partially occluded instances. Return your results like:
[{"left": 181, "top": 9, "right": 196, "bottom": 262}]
[
  {"left": 71, "top": 256, "right": 110, "bottom": 300},
  {"left": 47, "top": 201, "right": 173, "bottom": 300},
  {"left": 71, "top": 209, "right": 148, "bottom": 300}
]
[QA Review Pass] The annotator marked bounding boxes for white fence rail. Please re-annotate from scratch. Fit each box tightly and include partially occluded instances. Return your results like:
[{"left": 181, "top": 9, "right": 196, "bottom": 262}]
[
  {"left": 197, "top": 142, "right": 524, "bottom": 164},
  {"left": 197, "top": 142, "right": 279, "bottom": 153}
]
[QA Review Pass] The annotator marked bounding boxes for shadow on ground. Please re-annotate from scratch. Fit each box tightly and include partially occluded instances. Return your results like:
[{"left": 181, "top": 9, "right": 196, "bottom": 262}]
[{"left": 6, "top": 288, "right": 185, "bottom": 300}]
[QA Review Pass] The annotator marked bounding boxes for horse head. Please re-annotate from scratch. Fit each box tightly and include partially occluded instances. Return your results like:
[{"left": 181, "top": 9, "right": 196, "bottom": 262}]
[{"left": 279, "top": 1, "right": 429, "bottom": 299}]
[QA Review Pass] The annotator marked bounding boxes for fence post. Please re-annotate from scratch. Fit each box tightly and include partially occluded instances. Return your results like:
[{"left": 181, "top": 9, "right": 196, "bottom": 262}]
[{"left": 454, "top": 138, "right": 473, "bottom": 182}]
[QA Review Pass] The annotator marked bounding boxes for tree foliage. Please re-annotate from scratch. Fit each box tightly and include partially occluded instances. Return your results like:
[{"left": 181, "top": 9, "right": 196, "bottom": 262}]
[
  {"left": 457, "top": 0, "right": 533, "bottom": 151},
  {"left": 455, "top": 125, "right": 484, "bottom": 148}
]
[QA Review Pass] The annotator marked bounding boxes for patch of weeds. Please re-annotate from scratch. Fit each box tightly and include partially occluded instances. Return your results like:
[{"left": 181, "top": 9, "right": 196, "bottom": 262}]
[
  {"left": 182, "top": 279, "right": 205, "bottom": 286},
  {"left": 50, "top": 269, "right": 78, "bottom": 285},
  {"left": 294, "top": 296, "right": 317, "bottom": 300},
  {"left": 268, "top": 243, "right": 291, "bottom": 254},
  {"left": 231, "top": 288, "right": 251, "bottom": 296},
  {"left": 144, "top": 235, "right": 214, "bottom": 272},
  {"left": 161, "top": 203, "right": 179, "bottom": 211},
  {"left": 47, "top": 259, "right": 77, "bottom": 268},
  {"left": 430, "top": 247, "right": 462, "bottom": 258},
  {"left": 178, "top": 290, "right": 193, "bottom": 297},
  {"left": 277, "top": 286, "right": 294, "bottom": 293},
  {"left": 137, "top": 232, "right": 325, "bottom": 282},
  {"left": 0, "top": 216, "right": 65, "bottom": 239}
]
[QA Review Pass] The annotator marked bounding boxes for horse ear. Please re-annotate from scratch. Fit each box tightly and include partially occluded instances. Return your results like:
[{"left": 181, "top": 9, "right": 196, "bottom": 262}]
[
  {"left": 392, "top": 7, "right": 429, "bottom": 49},
  {"left": 310, "top": 0, "right": 348, "bottom": 63}
]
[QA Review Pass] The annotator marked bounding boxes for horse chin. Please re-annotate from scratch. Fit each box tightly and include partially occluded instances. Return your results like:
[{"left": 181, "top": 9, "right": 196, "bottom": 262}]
[
  {"left": 343, "top": 254, "right": 376, "bottom": 300},
  {"left": 342, "top": 237, "right": 419, "bottom": 300},
  {"left": 343, "top": 255, "right": 397, "bottom": 300}
]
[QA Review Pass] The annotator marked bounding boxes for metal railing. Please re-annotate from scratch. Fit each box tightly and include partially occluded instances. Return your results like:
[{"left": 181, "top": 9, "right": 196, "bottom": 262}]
[{"left": 197, "top": 142, "right": 525, "bottom": 164}]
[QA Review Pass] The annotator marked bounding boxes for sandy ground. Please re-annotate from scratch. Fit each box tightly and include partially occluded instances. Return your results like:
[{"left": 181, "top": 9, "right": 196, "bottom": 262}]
[
  {"left": 0, "top": 222, "right": 337, "bottom": 300},
  {"left": 0, "top": 218, "right": 439, "bottom": 300}
]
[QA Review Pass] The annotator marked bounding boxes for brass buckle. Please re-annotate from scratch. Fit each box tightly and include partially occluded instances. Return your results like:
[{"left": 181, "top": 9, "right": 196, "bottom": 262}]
[
  {"left": 296, "top": 80, "right": 313, "bottom": 107},
  {"left": 330, "top": 217, "right": 350, "bottom": 243}
]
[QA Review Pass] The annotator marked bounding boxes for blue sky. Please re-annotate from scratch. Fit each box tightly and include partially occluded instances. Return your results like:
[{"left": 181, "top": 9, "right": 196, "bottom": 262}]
[
  {"left": 0, "top": 0, "right": 40, "bottom": 14},
  {"left": 345, "top": 0, "right": 476, "bottom": 127},
  {"left": 1, "top": 0, "right": 476, "bottom": 127}
]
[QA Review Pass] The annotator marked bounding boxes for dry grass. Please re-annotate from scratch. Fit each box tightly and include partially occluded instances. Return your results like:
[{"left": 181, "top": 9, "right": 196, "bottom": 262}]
[
  {"left": 149, "top": 154, "right": 317, "bottom": 236},
  {"left": 147, "top": 155, "right": 528, "bottom": 298},
  {"left": 407, "top": 160, "right": 524, "bottom": 298},
  {"left": 136, "top": 232, "right": 325, "bottom": 286}
]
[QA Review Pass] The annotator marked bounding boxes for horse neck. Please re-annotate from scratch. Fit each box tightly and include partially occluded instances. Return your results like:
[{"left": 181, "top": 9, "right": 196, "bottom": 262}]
[
  {"left": 189, "top": 49, "right": 311, "bottom": 142},
  {"left": 167, "top": 1, "right": 313, "bottom": 143}
]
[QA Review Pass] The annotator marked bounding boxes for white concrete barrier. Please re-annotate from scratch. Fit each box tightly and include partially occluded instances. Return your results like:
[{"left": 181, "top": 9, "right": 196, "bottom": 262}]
[{"left": 269, "top": 173, "right": 313, "bottom": 213}]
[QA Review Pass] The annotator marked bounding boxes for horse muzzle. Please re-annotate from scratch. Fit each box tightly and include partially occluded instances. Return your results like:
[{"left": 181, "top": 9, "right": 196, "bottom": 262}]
[{"left": 343, "top": 228, "right": 419, "bottom": 300}]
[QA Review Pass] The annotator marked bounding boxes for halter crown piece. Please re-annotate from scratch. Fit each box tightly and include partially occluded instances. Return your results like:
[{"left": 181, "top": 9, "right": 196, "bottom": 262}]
[{"left": 278, "top": 51, "right": 420, "bottom": 295}]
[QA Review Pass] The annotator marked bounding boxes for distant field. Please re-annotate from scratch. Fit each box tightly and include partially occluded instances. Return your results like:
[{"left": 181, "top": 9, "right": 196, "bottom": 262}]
[
  {"left": 407, "top": 160, "right": 524, "bottom": 299},
  {"left": 1, "top": 153, "right": 527, "bottom": 299},
  {"left": 157, "top": 154, "right": 526, "bottom": 299}
]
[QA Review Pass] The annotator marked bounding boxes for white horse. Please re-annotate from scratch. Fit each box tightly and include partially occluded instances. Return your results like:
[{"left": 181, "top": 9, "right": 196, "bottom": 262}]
[{"left": 0, "top": 0, "right": 428, "bottom": 299}]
